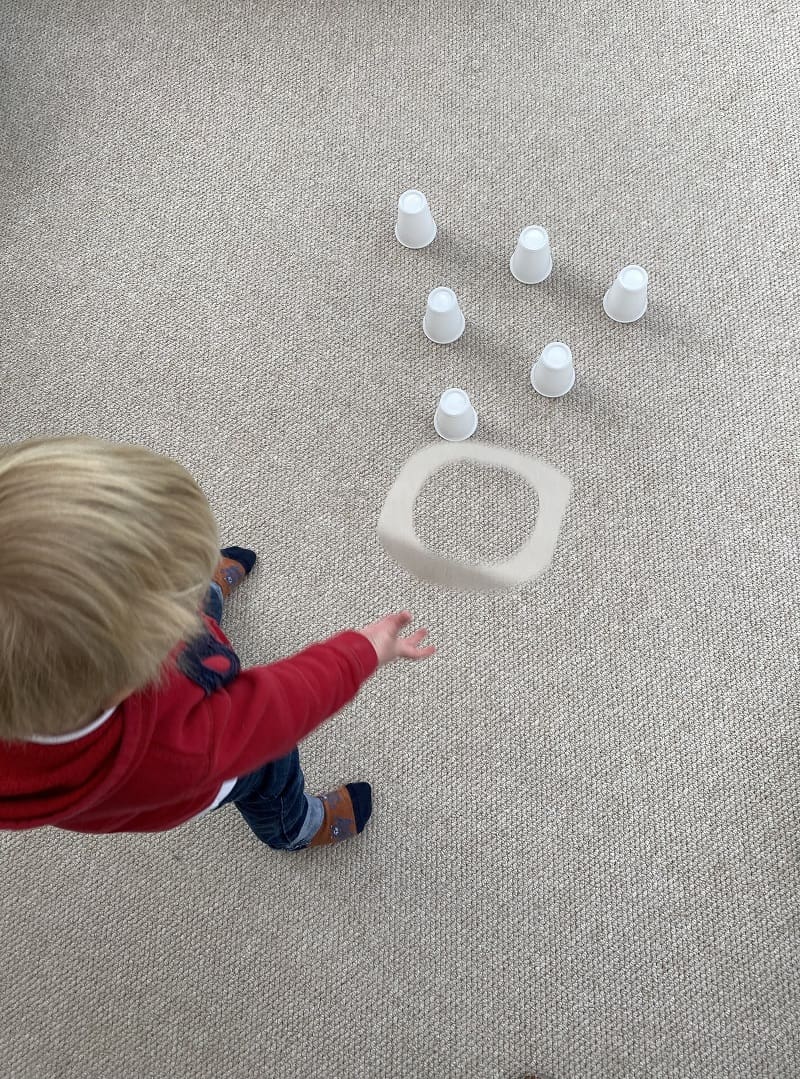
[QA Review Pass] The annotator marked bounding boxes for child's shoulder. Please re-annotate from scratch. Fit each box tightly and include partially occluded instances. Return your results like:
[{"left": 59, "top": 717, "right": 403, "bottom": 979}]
[{"left": 174, "top": 617, "right": 241, "bottom": 695}]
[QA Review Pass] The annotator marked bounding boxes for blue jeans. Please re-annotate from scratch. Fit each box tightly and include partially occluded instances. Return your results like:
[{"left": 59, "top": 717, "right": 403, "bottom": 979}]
[{"left": 203, "top": 582, "right": 323, "bottom": 850}]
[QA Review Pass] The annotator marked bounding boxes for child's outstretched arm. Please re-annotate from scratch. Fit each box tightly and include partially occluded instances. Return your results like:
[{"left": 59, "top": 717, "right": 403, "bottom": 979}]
[
  {"left": 356, "top": 610, "right": 437, "bottom": 667},
  {"left": 201, "top": 612, "right": 435, "bottom": 781}
]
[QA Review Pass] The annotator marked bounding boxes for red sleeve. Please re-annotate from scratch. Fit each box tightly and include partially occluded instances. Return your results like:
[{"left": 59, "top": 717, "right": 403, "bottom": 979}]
[{"left": 204, "top": 629, "right": 379, "bottom": 781}]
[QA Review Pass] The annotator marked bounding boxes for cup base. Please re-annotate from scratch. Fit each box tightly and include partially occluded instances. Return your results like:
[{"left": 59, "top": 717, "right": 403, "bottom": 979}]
[
  {"left": 423, "top": 310, "right": 466, "bottom": 344},
  {"left": 433, "top": 407, "right": 478, "bottom": 441},
  {"left": 531, "top": 366, "right": 576, "bottom": 399},
  {"left": 510, "top": 254, "right": 553, "bottom": 285},
  {"left": 602, "top": 292, "right": 647, "bottom": 323},
  {"left": 395, "top": 222, "right": 437, "bottom": 249}
]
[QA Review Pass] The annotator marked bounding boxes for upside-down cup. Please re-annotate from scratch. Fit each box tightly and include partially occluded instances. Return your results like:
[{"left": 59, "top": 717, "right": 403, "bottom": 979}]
[
  {"left": 531, "top": 342, "right": 576, "bottom": 398},
  {"left": 422, "top": 286, "right": 466, "bottom": 344},
  {"left": 394, "top": 189, "right": 437, "bottom": 249},
  {"left": 433, "top": 388, "right": 478, "bottom": 441},
  {"left": 602, "top": 264, "right": 648, "bottom": 323},
  {"left": 510, "top": 225, "right": 552, "bottom": 284}
]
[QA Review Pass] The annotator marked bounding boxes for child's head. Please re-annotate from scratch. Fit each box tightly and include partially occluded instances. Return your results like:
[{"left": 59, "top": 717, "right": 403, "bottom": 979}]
[{"left": 0, "top": 436, "right": 220, "bottom": 741}]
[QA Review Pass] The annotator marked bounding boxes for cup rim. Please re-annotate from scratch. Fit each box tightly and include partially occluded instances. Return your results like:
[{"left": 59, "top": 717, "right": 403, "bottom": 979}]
[
  {"left": 438, "top": 387, "right": 470, "bottom": 415},
  {"left": 398, "top": 188, "right": 427, "bottom": 212},
  {"left": 540, "top": 342, "right": 573, "bottom": 368},
  {"left": 618, "top": 264, "right": 648, "bottom": 291},
  {"left": 427, "top": 286, "right": 457, "bottom": 310},
  {"left": 519, "top": 225, "right": 549, "bottom": 250}
]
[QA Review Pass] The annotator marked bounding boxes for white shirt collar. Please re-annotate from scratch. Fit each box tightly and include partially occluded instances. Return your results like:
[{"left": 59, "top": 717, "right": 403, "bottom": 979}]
[{"left": 27, "top": 706, "right": 117, "bottom": 745}]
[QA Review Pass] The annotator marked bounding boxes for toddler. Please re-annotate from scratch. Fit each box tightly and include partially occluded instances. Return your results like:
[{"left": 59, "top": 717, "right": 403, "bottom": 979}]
[{"left": 0, "top": 436, "right": 435, "bottom": 849}]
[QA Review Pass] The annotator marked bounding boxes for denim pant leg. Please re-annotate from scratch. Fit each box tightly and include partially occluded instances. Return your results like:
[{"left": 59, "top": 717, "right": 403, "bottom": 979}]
[
  {"left": 219, "top": 748, "right": 324, "bottom": 851},
  {"left": 203, "top": 581, "right": 224, "bottom": 624},
  {"left": 204, "top": 579, "right": 323, "bottom": 849}
]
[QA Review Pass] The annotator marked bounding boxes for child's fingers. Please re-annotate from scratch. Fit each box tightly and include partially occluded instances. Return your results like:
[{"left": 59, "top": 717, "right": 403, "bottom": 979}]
[
  {"left": 399, "top": 629, "right": 436, "bottom": 658},
  {"left": 406, "top": 643, "right": 437, "bottom": 660},
  {"left": 386, "top": 610, "right": 413, "bottom": 634}
]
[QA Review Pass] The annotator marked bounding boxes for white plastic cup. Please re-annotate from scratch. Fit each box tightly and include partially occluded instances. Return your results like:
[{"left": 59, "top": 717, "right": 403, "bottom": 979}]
[
  {"left": 510, "top": 225, "right": 552, "bottom": 284},
  {"left": 602, "top": 264, "right": 648, "bottom": 323},
  {"left": 394, "top": 189, "right": 437, "bottom": 249},
  {"left": 422, "top": 286, "right": 466, "bottom": 344},
  {"left": 531, "top": 342, "right": 576, "bottom": 398},
  {"left": 433, "top": 388, "right": 478, "bottom": 441}
]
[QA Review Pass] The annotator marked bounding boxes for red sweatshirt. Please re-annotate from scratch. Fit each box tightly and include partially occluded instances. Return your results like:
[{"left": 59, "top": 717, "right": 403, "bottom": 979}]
[{"left": 0, "top": 617, "right": 379, "bottom": 833}]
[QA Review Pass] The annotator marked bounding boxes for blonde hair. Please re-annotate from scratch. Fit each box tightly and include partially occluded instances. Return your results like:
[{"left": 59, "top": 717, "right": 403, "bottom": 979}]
[{"left": 0, "top": 436, "right": 220, "bottom": 741}]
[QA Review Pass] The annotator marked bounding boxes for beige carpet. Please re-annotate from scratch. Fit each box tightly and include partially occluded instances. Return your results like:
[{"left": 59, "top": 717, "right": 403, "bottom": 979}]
[{"left": 1, "top": 1, "right": 798, "bottom": 1076}]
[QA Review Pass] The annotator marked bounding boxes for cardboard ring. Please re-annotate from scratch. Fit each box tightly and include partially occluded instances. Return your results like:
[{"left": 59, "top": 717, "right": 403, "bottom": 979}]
[{"left": 377, "top": 441, "right": 571, "bottom": 593}]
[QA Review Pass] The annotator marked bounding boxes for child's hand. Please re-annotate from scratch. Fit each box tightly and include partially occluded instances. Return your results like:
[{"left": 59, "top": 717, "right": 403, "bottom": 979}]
[{"left": 357, "top": 611, "right": 436, "bottom": 668}]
